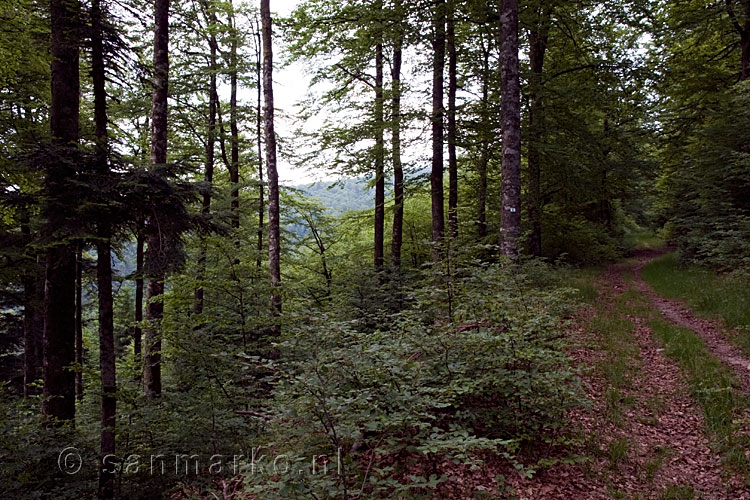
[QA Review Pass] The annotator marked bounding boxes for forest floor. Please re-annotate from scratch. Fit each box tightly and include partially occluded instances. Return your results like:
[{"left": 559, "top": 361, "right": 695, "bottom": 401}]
[{"left": 503, "top": 249, "right": 750, "bottom": 500}]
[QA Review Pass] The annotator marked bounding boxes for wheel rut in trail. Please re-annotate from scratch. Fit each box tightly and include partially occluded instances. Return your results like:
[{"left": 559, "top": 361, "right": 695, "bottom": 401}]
[
  {"left": 506, "top": 259, "right": 750, "bottom": 500},
  {"left": 631, "top": 250, "right": 750, "bottom": 393},
  {"left": 591, "top": 262, "right": 744, "bottom": 499}
]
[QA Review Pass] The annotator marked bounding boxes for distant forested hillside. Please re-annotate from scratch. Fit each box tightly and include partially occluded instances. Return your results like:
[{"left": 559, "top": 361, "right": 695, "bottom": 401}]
[{"left": 297, "top": 178, "right": 374, "bottom": 213}]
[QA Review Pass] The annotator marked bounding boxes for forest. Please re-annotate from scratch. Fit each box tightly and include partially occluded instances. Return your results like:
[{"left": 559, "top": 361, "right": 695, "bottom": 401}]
[{"left": 0, "top": 0, "right": 749, "bottom": 498}]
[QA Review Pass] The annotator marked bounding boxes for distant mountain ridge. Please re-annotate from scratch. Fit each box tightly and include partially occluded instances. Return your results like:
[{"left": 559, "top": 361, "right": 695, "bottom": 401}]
[{"left": 297, "top": 178, "right": 374, "bottom": 213}]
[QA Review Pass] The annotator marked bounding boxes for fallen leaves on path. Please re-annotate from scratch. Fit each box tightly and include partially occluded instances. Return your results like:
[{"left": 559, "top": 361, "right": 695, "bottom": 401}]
[{"left": 504, "top": 258, "right": 750, "bottom": 500}]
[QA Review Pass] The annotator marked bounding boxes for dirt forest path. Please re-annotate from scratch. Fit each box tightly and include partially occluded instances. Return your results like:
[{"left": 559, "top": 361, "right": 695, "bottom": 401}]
[
  {"left": 631, "top": 249, "right": 750, "bottom": 393},
  {"left": 507, "top": 253, "right": 750, "bottom": 500}
]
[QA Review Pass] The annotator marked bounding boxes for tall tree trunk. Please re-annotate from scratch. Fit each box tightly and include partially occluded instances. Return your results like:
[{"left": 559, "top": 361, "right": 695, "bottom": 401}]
[
  {"left": 476, "top": 37, "right": 490, "bottom": 239},
  {"left": 255, "top": 19, "right": 264, "bottom": 273},
  {"left": 430, "top": 0, "right": 446, "bottom": 256},
  {"left": 725, "top": 0, "right": 749, "bottom": 79},
  {"left": 261, "top": 0, "right": 281, "bottom": 330},
  {"left": 22, "top": 216, "right": 43, "bottom": 396},
  {"left": 144, "top": 0, "right": 169, "bottom": 398},
  {"left": 43, "top": 0, "right": 80, "bottom": 424},
  {"left": 91, "top": 1, "right": 116, "bottom": 495},
  {"left": 194, "top": 3, "right": 217, "bottom": 315},
  {"left": 134, "top": 230, "right": 143, "bottom": 357},
  {"left": 75, "top": 245, "right": 83, "bottom": 401},
  {"left": 390, "top": 9, "right": 404, "bottom": 271},
  {"left": 374, "top": 32, "right": 385, "bottom": 274},
  {"left": 499, "top": 0, "right": 521, "bottom": 258},
  {"left": 447, "top": 1, "right": 458, "bottom": 238},
  {"left": 527, "top": 4, "right": 551, "bottom": 257},
  {"left": 229, "top": 2, "right": 240, "bottom": 229}
]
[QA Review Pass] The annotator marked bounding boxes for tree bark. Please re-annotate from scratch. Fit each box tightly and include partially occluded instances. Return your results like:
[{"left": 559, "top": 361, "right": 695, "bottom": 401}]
[
  {"left": 527, "top": 3, "right": 551, "bottom": 257},
  {"left": 144, "top": 0, "right": 169, "bottom": 398},
  {"left": 143, "top": 269, "right": 163, "bottom": 397},
  {"left": 390, "top": 8, "right": 404, "bottom": 271},
  {"left": 447, "top": 1, "right": 458, "bottom": 238},
  {"left": 43, "top": 0, "right": 80, "bottom": 424},
  {"left": 476, "top": 36, "right": 490, "bottom": 239},
  {"left": 22, "top": 216, "right": 43, "bottom": 396},
  {"left": 499, "top": 0, "right": 521, "bottom": 258},
  {"left": 91, "top": 0, "right": 116, "bottom": 495},
  {"left": 75, "top": 245, "right": 83, "bottom": 401},
  {"left": 261, "top": 0, "right": 282, "bottom": 329},
  {"left": 134, "top": 230, "right": 143, "bottom": 357},
  {"left": 194, "top": 2, "right": 217, "bottom": 316},
  {"left": 725, "top": 0, "right": 749, "bottom": 80},
  {"left": 229, "top": 1, "right": 240, "bottom": 229},
  {"left": 374, "top": 28, "right": 385, "bottom": 274},
  {"left": 431, "top": 0, "right": 446, "bottom": 256},
  {"left": 255, "top": 18, "right": 264, "bottom": 272}
]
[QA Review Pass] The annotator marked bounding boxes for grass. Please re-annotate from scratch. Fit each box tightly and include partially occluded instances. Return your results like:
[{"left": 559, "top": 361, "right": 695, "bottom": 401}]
[
  {"left": 562, "top": 267, "right": 600, "bottom": 303},
  {"left": 588, "top": 308, "right": 640, "bottom": 425},
  {"left": 584, "top": 269, "right": 750, "bottom": 480},
  {"left": 649, "top": 317, "right": 750, "bottom": 473},
  {"left": 641, "top": 253, "right": 750, "bottom": 352},
  {"left": 658, "top": 484, "right": 697, "bottom": 500},
  {"left": 643, "top": 445, "right": 671, "bottom": 481},
  {"left": 608, "top": 437, "right": 630, "bottom": 466},
  {"left": 625, "top": 228, "right": 665, "bottom": 250}
]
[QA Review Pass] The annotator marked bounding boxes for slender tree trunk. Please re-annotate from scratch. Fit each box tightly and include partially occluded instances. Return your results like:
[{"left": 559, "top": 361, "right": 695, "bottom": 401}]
[
  {"left": 255, "top": 19, "right": 264, "bottom": 272},
  {"left": 261, "top": 0, "right": 281, "bottom": 330},
  {"left": 43, "top": 0, "right": 80, "bottom": 424},
  {"left": 499, "top": 0, "right": 521, "bottom": 258},
  {"left": 91, "top": 2, "right": 116, "bottom": 494},
  {"left": 143, "top": 268, "right": 163, "bottom": 396},
  {"left": 22, "top": 216, "right": 43, "bottom": 396},
  {"left": 75, "top": 245, "right": 83, "bottom": 401},
  {"left": 476, "top": 37, "right": 490, "bottom": 239},
  {"left": 527, "top": 5, "right": 550, "bottom": 257},
  {"left": 194, "top": 4, "right": 217, "bottom": 316},
  {"left": 431, "top": 0, "right": 446, "bottom": 256},
  {"left": 390, "top": 11, "right": 404, "bottom": 271},
  {"left": 134, "top": 230, "right": 143, "bottom": 357},
  {"left": 229, "top": 2, "right": 240, "bottom": 229},
  {"left": 725, "top": 0, "right": 749, "bottom": 79},
  {"left": 23, "top": 273, "right": 44, "bottom": 396},
  {"left": 374, "top": 32, "right": 385, "bottom": 274},
  {"left": 96, "top": 236, "right": 115, "bottom": 500},
  {"left": 144, "top": 0, "right": 169, "bottom": 398},
  {"left": 447, "top": 2, "right": 458, "bottom": 238}
]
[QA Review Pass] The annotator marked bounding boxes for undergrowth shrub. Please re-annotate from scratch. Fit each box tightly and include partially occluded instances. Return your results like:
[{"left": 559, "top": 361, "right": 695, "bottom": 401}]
[
  {"left": 541, "top": 208, "right": 622, "bottom": 265},
  {"left": 235, "top": 260, "right": 584, "bottom": 499}
]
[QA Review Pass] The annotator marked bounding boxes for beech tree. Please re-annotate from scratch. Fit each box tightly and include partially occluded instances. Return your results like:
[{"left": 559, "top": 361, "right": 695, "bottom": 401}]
[
  {"left": 391, "top": 0, "right": 405, "bottom": 270},
  {"left": 430, "top": 0, "right": 446, "bottom": 256},
  {"left": 262, "top": 0, "right": 282, "bottom": 328},
  {"left": 447, "top": 0, "right": 458, "bottom": 238},
  {"left": 499, "top": 0, "right": 521, "bottom": 258},
  {"left": 525, "top": 0, "right": 553, "bottom": 256},
  {"left": 193, "top": 0, "right": 218, "bottom": 316}
]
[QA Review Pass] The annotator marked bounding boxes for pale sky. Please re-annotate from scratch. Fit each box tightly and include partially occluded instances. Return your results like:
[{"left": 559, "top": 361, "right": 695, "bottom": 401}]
[{"left": 265, "top": 0, "right": 321, "bottom": 184}]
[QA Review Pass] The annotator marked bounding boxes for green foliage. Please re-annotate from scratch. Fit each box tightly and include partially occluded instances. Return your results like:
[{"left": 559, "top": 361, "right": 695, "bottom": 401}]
[
  {"left": 642, "top": 253, "right": 750, "bottom": 351},
  {"left": 0, "top": 393, "right": 98, "bottom": 499},
  {"left": 233, "top": 259, "right": 584, "bottom": 498},
  {"left": 649, "top": 318, "right": 750, "bottom": 473},
  {"left": 661, "top": 83, "right": 750, "bottom": 271},
  {"left": 541, "top": 208, "right": 622, "bottom": 265}
]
